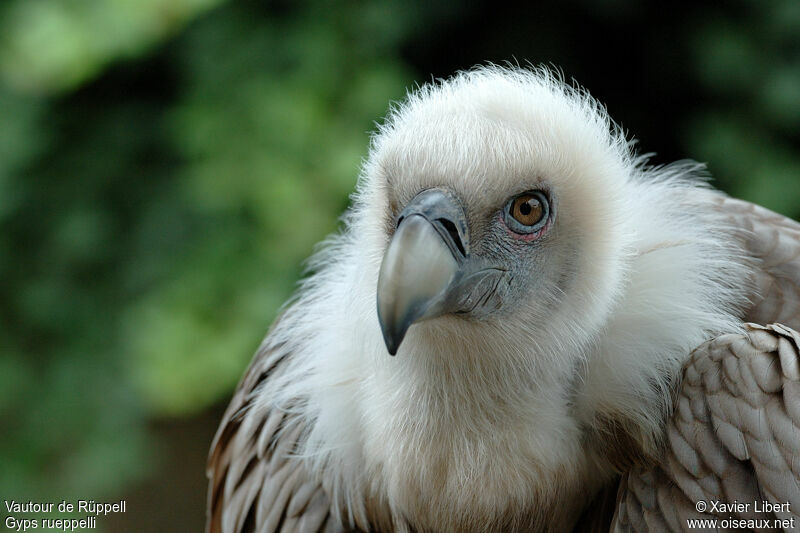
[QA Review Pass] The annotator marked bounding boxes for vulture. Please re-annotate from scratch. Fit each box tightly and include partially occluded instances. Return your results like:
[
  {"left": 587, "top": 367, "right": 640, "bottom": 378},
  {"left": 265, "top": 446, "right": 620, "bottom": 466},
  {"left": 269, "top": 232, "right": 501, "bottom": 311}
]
[{"left": 206, "top": 66, "right": 800, "bottom": 532}]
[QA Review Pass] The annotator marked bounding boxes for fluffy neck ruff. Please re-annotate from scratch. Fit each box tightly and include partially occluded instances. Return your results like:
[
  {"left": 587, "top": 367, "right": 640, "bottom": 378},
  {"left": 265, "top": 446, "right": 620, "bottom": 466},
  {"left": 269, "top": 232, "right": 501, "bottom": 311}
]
[{"left": 260, "top": 165, "right": 749, "bottom": 533}]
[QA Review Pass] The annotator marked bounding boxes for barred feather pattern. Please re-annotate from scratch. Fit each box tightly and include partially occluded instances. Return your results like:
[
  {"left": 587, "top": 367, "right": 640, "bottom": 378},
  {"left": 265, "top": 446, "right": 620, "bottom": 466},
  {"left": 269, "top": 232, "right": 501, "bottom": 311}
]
[
  {"left": 207, "top": 338, "right": 347, "bottom": 533},
  {"left": 613, "top": 324, "right": 800, "bottom": 532}
]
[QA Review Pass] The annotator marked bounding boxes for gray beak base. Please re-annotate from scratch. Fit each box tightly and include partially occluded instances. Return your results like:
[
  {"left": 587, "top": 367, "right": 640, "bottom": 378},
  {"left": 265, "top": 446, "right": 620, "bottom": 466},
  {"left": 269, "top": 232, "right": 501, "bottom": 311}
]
[
  {"left": 377, "top": 213, "right": 459, "bottom": 354},
  {"left": 376, "top": 189, "right": 469, "bottom": 355}
]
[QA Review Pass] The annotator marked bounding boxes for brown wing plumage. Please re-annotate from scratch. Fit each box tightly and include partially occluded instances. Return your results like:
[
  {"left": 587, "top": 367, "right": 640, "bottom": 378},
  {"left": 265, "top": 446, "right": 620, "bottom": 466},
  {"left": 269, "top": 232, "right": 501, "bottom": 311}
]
[
  {"left": 612, "top": 196, "right": 800, "bottom": 532},
  {"left": 712, "top": 195, "right": 800, "bottom": 331},
  {"left": 206, "top": 337, "right": 345, "bottom": 533},
  {"left": 613, "top": 324, "right": 800, "bottom": 531}
]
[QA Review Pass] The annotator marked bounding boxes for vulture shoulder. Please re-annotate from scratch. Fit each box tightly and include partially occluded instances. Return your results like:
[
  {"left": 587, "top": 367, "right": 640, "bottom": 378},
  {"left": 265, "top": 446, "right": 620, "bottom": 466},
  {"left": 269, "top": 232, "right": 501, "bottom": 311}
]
[
  {"left": 613, "top": 196, "right": 800, "bottom": 531},
  {"left": 206, "top": 334, "right": 345, "bottom": 533},
  {"left": 711, "top": 194, "right": 800, "bottom": 330},
  {"left": 612, "top": 323, "right": 800, "bottom": 531}
]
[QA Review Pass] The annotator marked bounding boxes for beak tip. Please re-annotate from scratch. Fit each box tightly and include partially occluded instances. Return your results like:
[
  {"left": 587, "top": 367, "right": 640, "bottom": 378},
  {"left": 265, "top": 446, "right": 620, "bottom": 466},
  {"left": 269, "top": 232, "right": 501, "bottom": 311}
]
[
  {"left": 377, "top": 287, "right": 414, "bottom": 356},
  {"left": 379, "top": 321, "right": 404, "bottom": 356}
]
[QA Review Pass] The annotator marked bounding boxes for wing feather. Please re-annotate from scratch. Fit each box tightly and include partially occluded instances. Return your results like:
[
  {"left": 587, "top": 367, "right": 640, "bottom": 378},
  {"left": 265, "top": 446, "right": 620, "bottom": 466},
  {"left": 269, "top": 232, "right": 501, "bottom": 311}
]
[
  {"left": 613, "top": 324, "right": 800, "bottom": 531},
  {"left": 206, "top": 338, "right": 345, "bottom": 533},
  {"left": 711, "top": 195, "right": 800, "bottom": 330}
]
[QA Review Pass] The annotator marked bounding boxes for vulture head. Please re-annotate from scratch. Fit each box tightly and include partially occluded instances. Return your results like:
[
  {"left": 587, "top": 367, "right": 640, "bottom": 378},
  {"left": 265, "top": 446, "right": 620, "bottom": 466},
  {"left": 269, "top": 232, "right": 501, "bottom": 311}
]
[
  {"left": 373, "top": 68, "right": 629, "bottom": 361},
  {"left": 259, "top": 66, "right": 750, "bottom": 532}
]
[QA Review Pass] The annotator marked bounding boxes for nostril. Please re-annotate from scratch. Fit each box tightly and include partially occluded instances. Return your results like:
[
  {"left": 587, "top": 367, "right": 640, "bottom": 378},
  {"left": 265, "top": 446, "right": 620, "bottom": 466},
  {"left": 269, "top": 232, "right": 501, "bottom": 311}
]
[{"left": 437, "top": 218, "right": 466, "bottom": 256}]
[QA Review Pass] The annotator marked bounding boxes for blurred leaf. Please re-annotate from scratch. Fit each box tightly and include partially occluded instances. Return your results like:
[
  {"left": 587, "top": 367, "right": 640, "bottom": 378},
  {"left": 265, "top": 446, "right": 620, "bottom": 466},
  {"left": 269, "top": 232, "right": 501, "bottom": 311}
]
[
  {"left": 685, "top": 112, "right": 800, "bottom": 217},
  {"left": 759, "top": 64, "right": 800, "bottom": 130},
  {"left": 690, "top": 19, "right": 761, "bottom": 94},
  {"left": 0, "top": 0, "right": 227, "bottom": 94}
]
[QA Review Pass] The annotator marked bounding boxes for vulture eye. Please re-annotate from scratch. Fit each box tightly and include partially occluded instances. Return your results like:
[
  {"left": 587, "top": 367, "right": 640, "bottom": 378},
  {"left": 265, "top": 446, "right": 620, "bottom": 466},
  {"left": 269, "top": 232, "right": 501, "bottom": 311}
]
[{"left": 504, "top": 191, "right": 549, "bottom": 234}]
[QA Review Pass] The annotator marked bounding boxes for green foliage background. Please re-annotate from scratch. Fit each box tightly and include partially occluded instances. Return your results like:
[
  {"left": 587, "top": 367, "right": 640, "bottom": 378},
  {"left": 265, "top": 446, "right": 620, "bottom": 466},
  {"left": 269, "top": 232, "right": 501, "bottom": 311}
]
[{"left": 1, "top": 0, "right": 798, "bottom": 530}]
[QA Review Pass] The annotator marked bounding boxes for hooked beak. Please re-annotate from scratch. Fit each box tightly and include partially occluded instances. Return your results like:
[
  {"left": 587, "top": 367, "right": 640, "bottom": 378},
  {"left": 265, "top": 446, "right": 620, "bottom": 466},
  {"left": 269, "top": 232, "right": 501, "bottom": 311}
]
[{"left": 376, "top": 189, "right": 507, "bottom": 355}]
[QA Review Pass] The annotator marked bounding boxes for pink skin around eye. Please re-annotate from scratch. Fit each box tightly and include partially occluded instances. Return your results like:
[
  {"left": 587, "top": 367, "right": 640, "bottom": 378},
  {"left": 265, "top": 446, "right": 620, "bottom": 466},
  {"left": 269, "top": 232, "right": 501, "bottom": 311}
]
[{"left": 499, "top": 213, "right": 551, "bottom": 241}]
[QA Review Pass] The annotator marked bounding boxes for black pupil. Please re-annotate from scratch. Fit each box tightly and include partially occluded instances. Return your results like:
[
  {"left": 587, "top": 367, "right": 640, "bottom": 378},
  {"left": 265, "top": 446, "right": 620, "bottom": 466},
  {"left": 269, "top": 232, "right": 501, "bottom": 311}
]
[{"left": 519, "top": 201, "right": 532, "bottom": 216}]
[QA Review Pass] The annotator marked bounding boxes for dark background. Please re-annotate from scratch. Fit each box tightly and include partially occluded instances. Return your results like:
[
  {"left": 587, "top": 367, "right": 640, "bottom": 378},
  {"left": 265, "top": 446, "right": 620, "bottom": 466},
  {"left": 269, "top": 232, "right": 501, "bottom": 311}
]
[{"left": 1, "top": 1, "right": 798, "bottom": 531}]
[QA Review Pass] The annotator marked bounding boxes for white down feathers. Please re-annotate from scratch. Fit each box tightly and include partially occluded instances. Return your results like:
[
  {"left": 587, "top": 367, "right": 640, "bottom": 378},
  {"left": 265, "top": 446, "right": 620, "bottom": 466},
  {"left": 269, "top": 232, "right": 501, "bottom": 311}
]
[{"left": 254, "top": 66, "right": 752, "bottom": 530}]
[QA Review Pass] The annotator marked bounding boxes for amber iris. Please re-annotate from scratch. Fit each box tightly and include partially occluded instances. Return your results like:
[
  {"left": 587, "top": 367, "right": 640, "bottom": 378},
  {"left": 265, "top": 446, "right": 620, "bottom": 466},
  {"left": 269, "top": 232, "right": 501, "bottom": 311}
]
[{"left": 509, "top": 194, "right": 545, "bottom": 226}]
